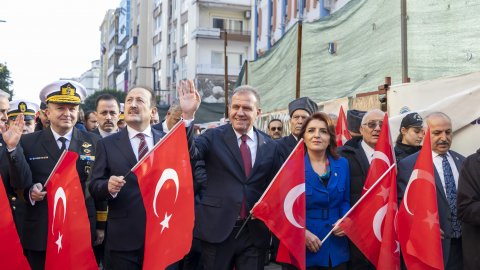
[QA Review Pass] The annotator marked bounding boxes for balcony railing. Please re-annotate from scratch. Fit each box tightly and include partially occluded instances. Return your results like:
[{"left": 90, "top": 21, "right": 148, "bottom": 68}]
[
  {"left": 192, "top": 27, "right": 251, "bottom": 40},
  {"left": 196, "top": 64, "right": 241, "bottom": 76}
]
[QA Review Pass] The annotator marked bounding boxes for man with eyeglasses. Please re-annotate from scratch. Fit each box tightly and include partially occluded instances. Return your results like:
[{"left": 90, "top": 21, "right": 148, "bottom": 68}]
[
  {"left": 267, "top": 119, "right": 283, "bottom": 139},
  {"left": 339, "top": 108, "right": 385, "bottom": 270}
]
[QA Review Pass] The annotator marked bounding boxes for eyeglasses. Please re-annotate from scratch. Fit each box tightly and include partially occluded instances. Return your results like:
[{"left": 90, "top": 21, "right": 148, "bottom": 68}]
[
  {"left": 270, "top": 127, "right": 283, "bottom": 131},
  {"left": 363, "top": 120, "right": 383, "bottom": 129}
]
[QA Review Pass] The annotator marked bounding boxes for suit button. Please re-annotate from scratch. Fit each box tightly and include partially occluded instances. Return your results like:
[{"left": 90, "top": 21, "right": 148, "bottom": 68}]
[
  {"left": 11, "top": 196, "right": 16, "bottom": 201},
  {"left": 12, "top": 206, "right": 16, "bottom": 210}
]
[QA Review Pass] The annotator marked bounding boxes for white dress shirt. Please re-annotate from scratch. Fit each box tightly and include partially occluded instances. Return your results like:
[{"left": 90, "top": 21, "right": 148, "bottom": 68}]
[
  {"left": 51, "top": 128, "right": 73, "bottom": 150},
  {"left": 432, "top": 151, "right": 460, "bottom": 195},
  {"left": 361, "top": 140, "right": 375, "bottom": 164},
  {"left": 127, "top": 126, "right": 155, "bottom": 161},
  {"left": 233, "top": 127, "right": 257, "bottom": 166}
]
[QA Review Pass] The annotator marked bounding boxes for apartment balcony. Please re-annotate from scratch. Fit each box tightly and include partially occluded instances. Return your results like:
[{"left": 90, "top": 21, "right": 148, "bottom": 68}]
[
  {"left": 107, "top": 64, "right": 121, "bottom": 76},
  {"left": 192, "top": 27, "right": 250, "bottom": 42},
  {"left": 108, "top": 45, "right": 123, "bottom": 59},
  {"left": 196, "top": 64, "right": 241, "bottom": 76},
  {"left": 108, "top": 29, "right": 117, "bottom": 42},
  {"left": 194, "top": 0, "right": 250, "bottom": 10},
  {"left": 126, "top": 36, "right": 138, "bottom": 49},
  {"left": 118, "top": 50, "right": 129, "bottom": 67}
]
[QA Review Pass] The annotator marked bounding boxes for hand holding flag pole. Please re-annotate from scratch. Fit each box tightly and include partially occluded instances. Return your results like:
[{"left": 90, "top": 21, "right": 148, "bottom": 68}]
[{"left": 321, "top": 163, "right": 396, "bottom": 244}]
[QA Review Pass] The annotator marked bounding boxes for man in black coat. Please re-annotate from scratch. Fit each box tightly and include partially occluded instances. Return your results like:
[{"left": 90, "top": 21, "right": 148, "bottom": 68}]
[
  {"left": 338, "top": 108, "right": 385, "bottom": 270},
  {"left": 2, "top": 80, "right": 106, "bottom": 270},
  {"left": 457, "top": 148, "right": 480, "bottom": 270},
  {"left": 397, "top": 112, "right": 464, "bottom": 270}
]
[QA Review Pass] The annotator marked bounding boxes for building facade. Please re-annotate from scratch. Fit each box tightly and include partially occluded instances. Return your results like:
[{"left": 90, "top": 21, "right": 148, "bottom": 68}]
[{"left": 79, "top": 60, "right": 101, "bottom": 97}]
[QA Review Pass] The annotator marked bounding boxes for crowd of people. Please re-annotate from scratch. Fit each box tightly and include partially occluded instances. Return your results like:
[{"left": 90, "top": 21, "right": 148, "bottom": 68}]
[{"left": 0, "top": 79, "right": 479, "bottom": 270}]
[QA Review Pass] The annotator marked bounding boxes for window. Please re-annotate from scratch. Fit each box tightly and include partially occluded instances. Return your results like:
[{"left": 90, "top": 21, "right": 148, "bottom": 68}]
[
  {"left": 154, "top": 42, "right": 163, "bottom": 59},
  {"left": 181, "top": 23, "right": 188, "bottom": 45},
  {"left": 154, "top": 13, "right": 162, "bottom": 31},
  {"left": 211, "top": 52, "right": 223, "bottom": 66},
  {"left": 229, "top": 20, "right": 243, "bottom": 32},
  {"left": 212, "top": 18, "right": 225, "bottom": 30},
  {"left": 180, "top": 56, "right": 188, "bottom": 79}
]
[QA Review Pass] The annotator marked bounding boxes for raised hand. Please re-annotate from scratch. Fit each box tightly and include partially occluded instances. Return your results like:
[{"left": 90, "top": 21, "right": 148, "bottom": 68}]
[
  {"left": 177, "top": 79, "right": 201, "bottom": 120},
  {"left": 1, "top": 113, "right": 25, "bottom": 149}
]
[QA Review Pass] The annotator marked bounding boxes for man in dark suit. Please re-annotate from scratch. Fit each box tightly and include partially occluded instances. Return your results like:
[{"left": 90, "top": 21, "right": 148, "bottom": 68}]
[
  {"left": 398, "top": 112, "right": 464, "bottom": 270},
  {"left": 338, "top": 108, "right": 385, "bottom": 270},
  {"left": 185, "top": 84, "right": 282, "bottom": 270},
  {"left": 89, "top": 85, "right": 196, "bottom": 270},
  {"left": 91, "top": 93, "right": 121, "bottom": 138},
  {"left": 152, "top": 101, "right": 182, "bottom": 133},
  {"left": 2, "top": 80, "right": 105, "bottom": 270}
]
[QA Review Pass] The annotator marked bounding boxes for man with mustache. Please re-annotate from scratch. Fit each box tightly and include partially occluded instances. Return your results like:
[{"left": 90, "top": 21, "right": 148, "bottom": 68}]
[
  {"left": 92, "top": 94, "right": 121, "bottom": 138},
  {"left": 338, "top": 108, "right": 385, "bottom": 270},
  {"left": 398, "top": 112, "right": 465, "bottom": 270}
]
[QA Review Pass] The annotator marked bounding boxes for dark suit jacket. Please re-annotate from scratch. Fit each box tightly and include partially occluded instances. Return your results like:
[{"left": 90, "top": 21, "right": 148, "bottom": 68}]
[
  {"left": 276, "top": 133, "right": 298, "bottom": 160},
  {"left": 88, "top": 127, "right": 165, "bottom": 251},
  {"left": 190, "top": 124, "right": 282, "bottom": 248},
  {"left": 8, "top": 127, "right": 101, "bottom": 251},
  {"left": 397, "top": 150, "right": 465, "bottom": 267},
  {"left": 456, "top": 149, "right": 480, "bottom": 270},
  {"left": 152, "top": 121, "right": 165, "bottom": 132},
  {"left": 91, "top": 128, "right": 101, "bottom": 136}
]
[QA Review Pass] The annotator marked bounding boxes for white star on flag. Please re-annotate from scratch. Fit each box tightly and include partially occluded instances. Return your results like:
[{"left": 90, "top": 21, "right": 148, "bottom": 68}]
[
  {"left": 423, "top": 210, "right": 439, "bottom": 230},
  {"left": 376, "top": 185, "right": 390, "bottom": 202},
  {"left": 55, "top": 233, "right": 63, "bottom": 253},
  {"left": 160, "top": 212, "right": 172, "bottom": 233}
]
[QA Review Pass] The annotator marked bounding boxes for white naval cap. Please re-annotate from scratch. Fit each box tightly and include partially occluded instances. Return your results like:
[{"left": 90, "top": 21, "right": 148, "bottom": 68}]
[{"left": 39, "top": 80, "right": 87, "bottom": 104}]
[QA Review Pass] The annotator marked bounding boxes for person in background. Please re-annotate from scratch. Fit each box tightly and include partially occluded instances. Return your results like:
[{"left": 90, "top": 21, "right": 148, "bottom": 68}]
[
  {"left": 117, "top": 103, "right": 126, "bottom": 129},
  {"left": 267, "top": 119, "right": 283, "bottom": 139},
  {"left": 151, "top": 111, "right": 160, "bottom": 125},
  {"left": 7, "top": 100, "right": 39, "bottom": 134},
  {"left": 394, "top": 112, "right": 424, "bottom": 162},
  {"left": 153, "top": 101, "right": 182, "bottom": 133},
  {"left": 300, "top": 112, "right": 350, "bottom": 270},
  {"left": 346, "top": 109, "right": 366, "bottom": 138},
  {"left": 35, "top": 102, "right": 49, "bottom": 131},
  {"left": 92, "top": 94, "right": 121, "bottom": 138},
  {"left": 84, "top": 111, "right": 98, "bottom": 132}
]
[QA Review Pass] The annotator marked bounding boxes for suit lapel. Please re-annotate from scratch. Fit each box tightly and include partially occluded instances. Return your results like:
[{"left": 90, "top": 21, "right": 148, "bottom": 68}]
[
  {"left": 222, "top": 125, "right": 246, "bottom": 177},
  {"left": 249, "top": 128, "right": 266, "bottom": 179},
  {"left": 433, "top": 161, "right": 449, "bottom": 205},
  {"left": 327, "top": 156, "right": 340, "bottom": 191},
  {"left": 115, "top": 128, "right": 137, "bottom": 168},
  {"left": 69, "top": 128, "right": 81, "bottom": 153},
  {"left": 152, "top": 127, "right": 165, "bottom": 144},
  {"left": 41, "top": 128, "right": 62, "bottom": 162}
]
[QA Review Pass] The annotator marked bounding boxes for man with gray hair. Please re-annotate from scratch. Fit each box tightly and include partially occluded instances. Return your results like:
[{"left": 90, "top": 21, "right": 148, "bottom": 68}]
[
  {"left": 153, "top": 101, "right": 182, "bottom": 133},
  {"left": 187, "top": 84, "right": 282, "bottom": 269},
  {"left": 338, "top": 108, "right": 385, "bottom": 270},
  {"left": 398, "top": 112, "right": 464, "bottom": 270}
]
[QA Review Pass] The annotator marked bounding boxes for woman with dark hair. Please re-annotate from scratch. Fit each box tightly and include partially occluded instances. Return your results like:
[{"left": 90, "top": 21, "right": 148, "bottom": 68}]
[{"left": 299, "top": 112, "right": 350, "bottom": 270}]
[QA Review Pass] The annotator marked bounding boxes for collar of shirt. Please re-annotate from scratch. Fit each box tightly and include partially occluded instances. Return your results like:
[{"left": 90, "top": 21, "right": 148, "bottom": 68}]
[
  {"left": 162, "top": 121, "right": 170, "bottom": 133},
  {"left": 51, "top": 127, "right": 73, "bottom": 149},
  {"left": 99, "top": 128, "right": 118, "bottom": 138},
  {"left": 232, "top": 126, "right": 257, "bottom": 166},
  {"left": 127, "top": 125, "right": 153, "bottom": 140},
  {"left": 361, "top": 140, "right": 375, "bottom": 164}
]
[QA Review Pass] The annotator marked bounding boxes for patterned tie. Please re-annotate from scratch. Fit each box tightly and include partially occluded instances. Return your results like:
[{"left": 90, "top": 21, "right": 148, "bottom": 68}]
[
  {"left": 239, "top": 134, "right": 252, "bottom": 218},
  {"left": 136, "top": 133, "right": 149, "bottom": 160},
  {"left": 441, "top": 154, "right": 461, "bottom": 238},
  {"left": 58, "top": 137, "right": 67, "bottom": 152}
]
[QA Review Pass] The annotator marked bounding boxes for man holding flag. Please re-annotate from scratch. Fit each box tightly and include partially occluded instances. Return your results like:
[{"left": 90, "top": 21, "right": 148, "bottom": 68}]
[
  {"left": 2, "top": 80, "right": 105, "bottom": 270},
  {"left": 397, "top": 112, "right": 465, "bottom": 270},
  {"left": 89, "top": 84, "right": 199, "bottom": 270}
]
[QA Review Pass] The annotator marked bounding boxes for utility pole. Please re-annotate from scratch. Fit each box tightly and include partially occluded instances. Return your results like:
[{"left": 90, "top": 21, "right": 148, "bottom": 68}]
[
  {"left": 223, "top": 30, "right": 229, "bottom": 117},
  {"left": 401, "top": 0, "right": 409, "bottom": 83}
]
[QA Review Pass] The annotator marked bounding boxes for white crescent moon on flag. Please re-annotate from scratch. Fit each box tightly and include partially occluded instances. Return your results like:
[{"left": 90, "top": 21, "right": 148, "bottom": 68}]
[
  {"left": 283, "top": 183, "right": 305, "bottom": 229},
  {"left": 373, "top": 204, "right": 388, "bottom": 241},
  {"left": 52, "top": 187, "right": 67, "bottom": 234},
  {"left": 403, "top": 169, "right": 435, "bottom": 215},
  {"left": 153, "top": 168, "right": 179, "bottom": 218},
  {"left": 363, "top": 151, "right": 391, "bottom": 191}
]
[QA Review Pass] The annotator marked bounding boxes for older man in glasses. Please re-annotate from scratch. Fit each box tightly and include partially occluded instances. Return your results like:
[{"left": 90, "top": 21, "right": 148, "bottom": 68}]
[
  {"left": 267, "top": 119, "right": 283, "bottom": 139},
  {"left": 338, "top": 108, "right": 385, "bottom": 270}
]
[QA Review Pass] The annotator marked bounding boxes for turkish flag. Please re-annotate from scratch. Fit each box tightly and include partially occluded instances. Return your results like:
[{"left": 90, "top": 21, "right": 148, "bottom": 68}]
[
  {"left": 251, "top": 141, "right": 305, "bottom": 270},
  {"left": 133, "top": 121, "right": 194, "bottom": 270},
  {"left": 45, "top": 151, "right": 97, "bottom": 270},
  {"left": 339, "top": 115, "right": 400, "bottom": 270},
  {"left": 397, "top": 128, "right": 444, "bottom": 270},
  {"left": 0, "top": 176, "right": 30, "bottom": 270},
  {"left": 335, "top": 106, "right": 351, "bottom": 147}
]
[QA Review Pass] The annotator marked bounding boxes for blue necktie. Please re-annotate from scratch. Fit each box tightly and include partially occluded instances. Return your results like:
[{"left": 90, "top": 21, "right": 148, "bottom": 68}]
[{"left": 441, "top": 154, "right": 461, "bottom": 238}]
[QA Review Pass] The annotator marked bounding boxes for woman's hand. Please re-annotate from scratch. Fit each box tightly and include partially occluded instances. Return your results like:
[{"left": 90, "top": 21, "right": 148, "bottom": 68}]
[
  {"left": 306, "top": 229, "right": 322, "bottom": 253},
  {"left": 332, "top": 220, "right": 346, "bottom": 237}
]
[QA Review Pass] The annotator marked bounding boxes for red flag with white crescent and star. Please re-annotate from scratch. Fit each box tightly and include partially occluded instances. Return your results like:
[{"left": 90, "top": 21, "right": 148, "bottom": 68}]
[
  {"left": 251, "top": 141, "right": 305, "bottom": 270},
  {"left": 133, "top": 121, "right": 194, "bottom": 270},
  {"left": 45, "top": 151, "right": 97, "bottom": 270},
  {"left": 335, "top": 106, "right": 351, "bottom": 147},
  {"left": 339, "top": 115, "right": 400, "bottom": 270},
  {"left": 0, "top": 175, "right": 31, "bottom": 270},
  {"left": 397, "top": 128, "right": 444, "bottom": 270}
]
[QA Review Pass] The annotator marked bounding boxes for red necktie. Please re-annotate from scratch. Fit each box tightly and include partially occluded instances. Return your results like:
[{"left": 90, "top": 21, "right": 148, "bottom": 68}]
[
  {"left": 136, "top": 133, "right": 148, "bottom": 160},
  {"left": 239, "top": 134, "right": 252, "bottom": 218}
]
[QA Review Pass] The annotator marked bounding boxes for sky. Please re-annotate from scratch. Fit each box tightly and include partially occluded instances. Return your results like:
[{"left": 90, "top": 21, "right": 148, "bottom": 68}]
[{"left": 0, "top": 0, "right": 119, "bottom": 103}]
